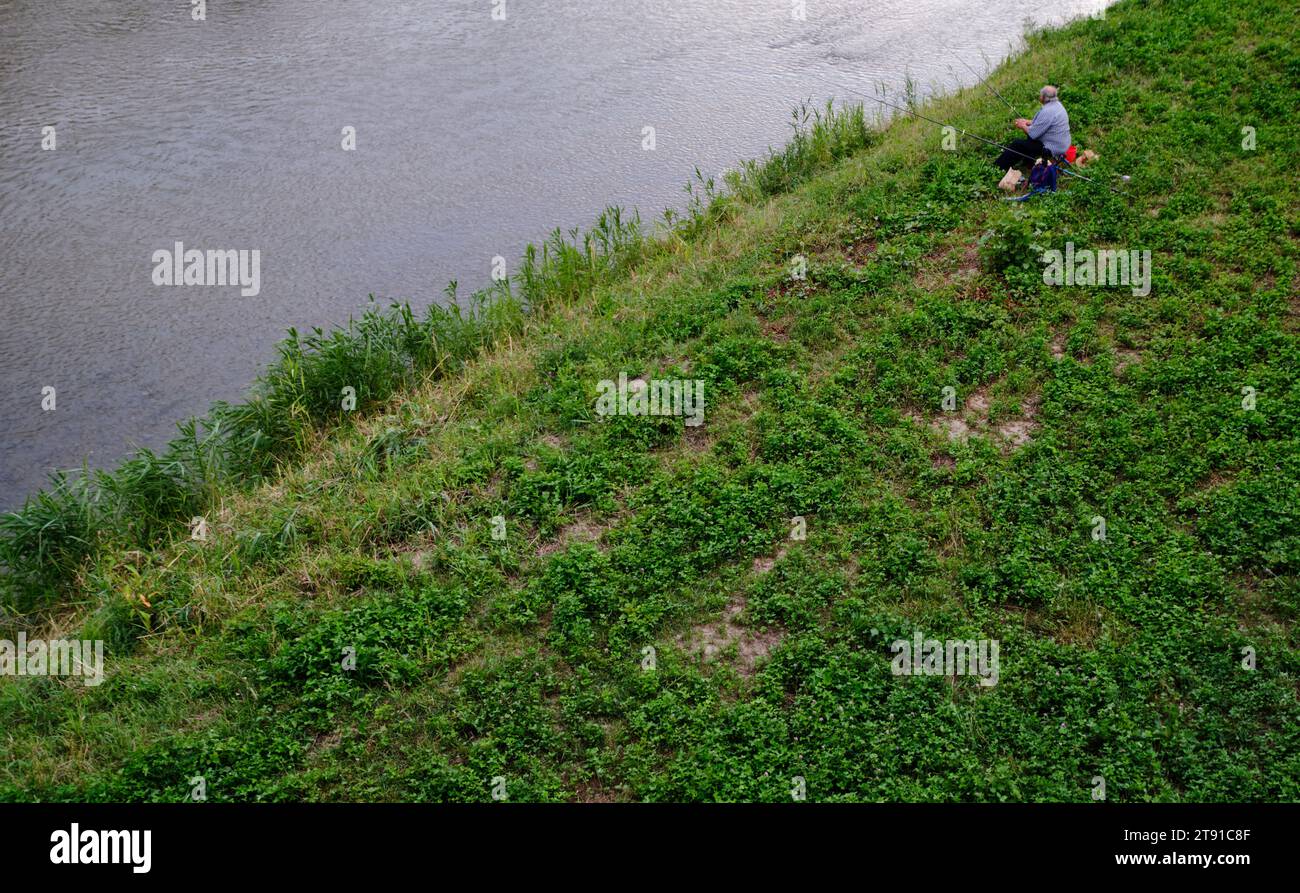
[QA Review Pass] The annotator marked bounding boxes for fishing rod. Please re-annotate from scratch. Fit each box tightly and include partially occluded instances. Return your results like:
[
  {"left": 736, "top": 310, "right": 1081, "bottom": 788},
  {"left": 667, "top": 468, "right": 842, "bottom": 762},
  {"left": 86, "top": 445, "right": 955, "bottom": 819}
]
[
  {"left": 942, "top": 47, "right": 1022, "bottom": 119},
  {"left": 815, "top": 78, "right": 1127, "bottom": 197}
]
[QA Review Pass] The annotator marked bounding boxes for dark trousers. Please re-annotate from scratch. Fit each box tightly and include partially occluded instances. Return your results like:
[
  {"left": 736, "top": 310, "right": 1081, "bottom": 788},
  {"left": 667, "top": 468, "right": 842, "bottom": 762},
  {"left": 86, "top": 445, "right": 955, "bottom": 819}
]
[{"left": 995, "top": 137, "right": 1049, "bottom": 171}]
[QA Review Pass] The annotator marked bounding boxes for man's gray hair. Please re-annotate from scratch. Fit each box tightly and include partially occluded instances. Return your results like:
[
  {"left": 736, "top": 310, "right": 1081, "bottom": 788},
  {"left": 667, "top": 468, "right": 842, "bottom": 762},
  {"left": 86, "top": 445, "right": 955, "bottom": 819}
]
[{"left": 1040, "top": 85, "right": 1059, "bottom": 101}]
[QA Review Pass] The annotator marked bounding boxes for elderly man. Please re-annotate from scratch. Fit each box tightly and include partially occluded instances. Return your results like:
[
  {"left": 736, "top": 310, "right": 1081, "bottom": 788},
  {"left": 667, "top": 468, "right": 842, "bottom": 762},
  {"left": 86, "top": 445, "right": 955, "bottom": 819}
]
[{"left": 994, "top": 85, "right": 1071, "bottom": 170}]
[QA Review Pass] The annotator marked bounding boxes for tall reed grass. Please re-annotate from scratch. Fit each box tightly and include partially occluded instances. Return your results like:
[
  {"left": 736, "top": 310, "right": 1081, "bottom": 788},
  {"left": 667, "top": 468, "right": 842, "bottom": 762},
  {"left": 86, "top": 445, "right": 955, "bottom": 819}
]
[
  {"left": 0, "top": 208, "right": 644, "bottom": 616},
  {"left": 729, "top": 99, "right": 876, "bottom": 201}
]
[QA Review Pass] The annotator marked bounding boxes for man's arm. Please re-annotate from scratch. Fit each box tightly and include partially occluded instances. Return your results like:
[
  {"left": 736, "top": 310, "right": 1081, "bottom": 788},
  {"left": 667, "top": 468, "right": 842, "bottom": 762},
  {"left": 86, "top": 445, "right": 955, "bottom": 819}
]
[{"left": 1025, "top": 109, "right": 1050, "bottom": 140}]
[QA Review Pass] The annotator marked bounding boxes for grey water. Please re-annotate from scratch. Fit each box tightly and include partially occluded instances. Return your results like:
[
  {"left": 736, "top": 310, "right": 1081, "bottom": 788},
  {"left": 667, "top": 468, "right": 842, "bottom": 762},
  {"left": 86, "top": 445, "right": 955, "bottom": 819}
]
[{"left": 0, "top": 0, "right": 1110, "bottom": 509}]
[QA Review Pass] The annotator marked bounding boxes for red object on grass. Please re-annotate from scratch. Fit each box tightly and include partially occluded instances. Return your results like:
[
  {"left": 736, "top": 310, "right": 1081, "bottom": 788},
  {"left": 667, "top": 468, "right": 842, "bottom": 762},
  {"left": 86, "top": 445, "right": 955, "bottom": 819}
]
[{"left": 1065, "top": 145, "right": 1078, "bottom": 163}]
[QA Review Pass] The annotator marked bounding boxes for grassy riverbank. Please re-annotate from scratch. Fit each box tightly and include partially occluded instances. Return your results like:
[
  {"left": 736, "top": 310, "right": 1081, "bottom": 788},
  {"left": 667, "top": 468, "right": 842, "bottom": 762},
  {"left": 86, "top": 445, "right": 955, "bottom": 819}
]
[{"left": 2, "top": 0, "right": 1297, "bottom": 801}]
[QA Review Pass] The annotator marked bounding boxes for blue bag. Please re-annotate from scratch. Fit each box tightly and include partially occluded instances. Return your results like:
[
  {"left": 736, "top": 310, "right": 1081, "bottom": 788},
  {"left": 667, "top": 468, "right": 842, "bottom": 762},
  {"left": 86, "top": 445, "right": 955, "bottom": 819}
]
[{"left": 1027, "top": 156, "right": 1059, "bottom": 192}]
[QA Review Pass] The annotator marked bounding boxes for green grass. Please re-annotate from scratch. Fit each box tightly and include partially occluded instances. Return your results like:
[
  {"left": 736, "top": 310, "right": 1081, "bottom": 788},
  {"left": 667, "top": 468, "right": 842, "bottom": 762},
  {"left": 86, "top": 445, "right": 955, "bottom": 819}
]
[{"left": 1, "top": 0, "right": 1297, "bottom": 802}]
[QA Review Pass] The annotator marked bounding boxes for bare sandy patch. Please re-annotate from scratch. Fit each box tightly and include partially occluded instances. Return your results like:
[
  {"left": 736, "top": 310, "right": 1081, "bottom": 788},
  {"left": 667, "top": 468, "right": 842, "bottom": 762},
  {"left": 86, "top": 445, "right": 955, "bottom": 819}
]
[
  {"left": 914, "top": 384, "right": 1041, "bottom": 452},
  {"left": 751, "top": 544, "right": 788, "bottom": 574},
  {"left": 762, "top": 315, "right": 793, "bottom": 343},
  {"left": 537, "top": 515, "right": 611, "bottom": 557},
  {"left": 676, "top": 595, "right": 783, "bottom": 676},
  {"left": 848, "top": 237, "right": 878, "bottom": 267}
]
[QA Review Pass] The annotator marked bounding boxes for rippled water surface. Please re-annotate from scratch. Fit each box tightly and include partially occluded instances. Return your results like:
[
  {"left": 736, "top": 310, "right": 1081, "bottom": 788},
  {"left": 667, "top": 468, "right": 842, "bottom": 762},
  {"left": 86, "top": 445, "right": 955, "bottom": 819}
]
[{"left": 0, "top": 0, "right": 1109, "bottom": 507}]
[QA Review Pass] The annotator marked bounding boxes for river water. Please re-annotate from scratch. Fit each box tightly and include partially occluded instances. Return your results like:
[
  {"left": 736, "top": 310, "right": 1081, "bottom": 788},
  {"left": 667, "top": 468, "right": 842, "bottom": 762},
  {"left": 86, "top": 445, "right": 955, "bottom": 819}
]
[{"left": 0, "top": 0, "right": 1109, "bottom": 509}]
